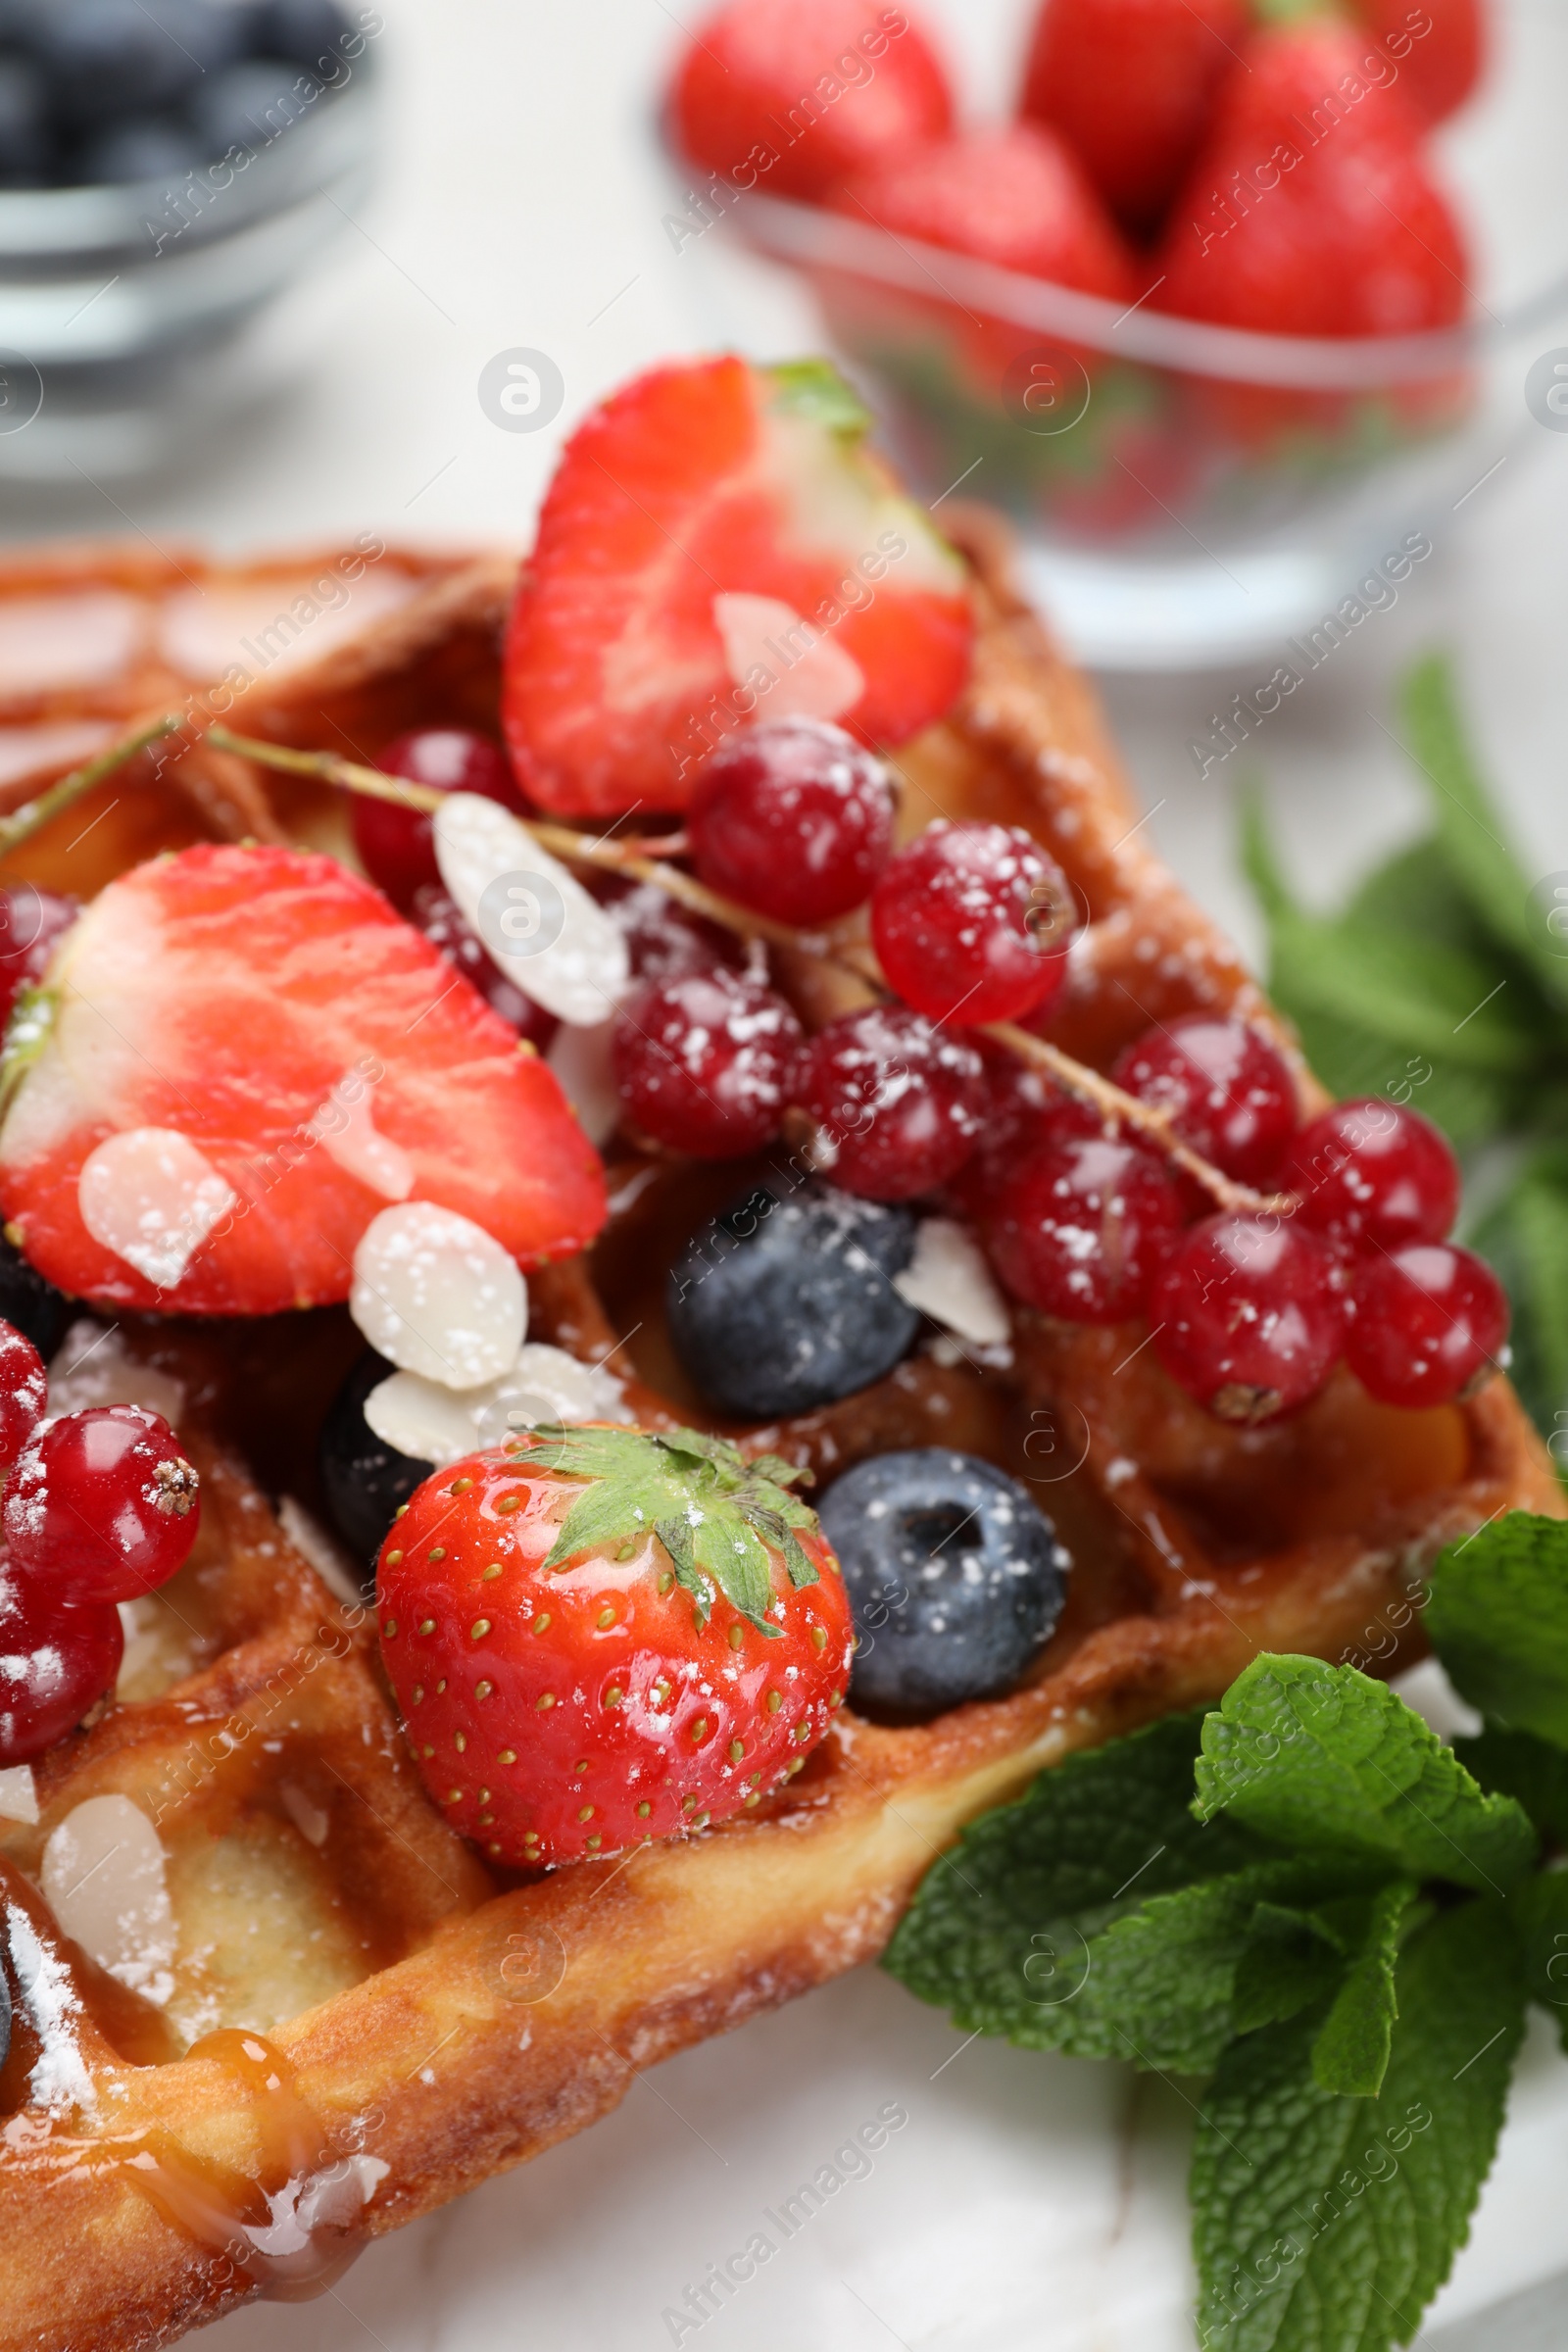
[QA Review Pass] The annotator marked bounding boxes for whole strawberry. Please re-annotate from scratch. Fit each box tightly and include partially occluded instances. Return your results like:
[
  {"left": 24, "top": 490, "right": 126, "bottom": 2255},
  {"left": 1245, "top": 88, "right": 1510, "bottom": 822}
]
[
  {"left": 1154, "top": 20, "right": 1468, "bottom": 337},
  {"left": 1353, "top": 0, "right": 1483, "bottom": 122},
  {"left": 669, "top": 0, "right": 954, "bottom": 202},
  {"left": 1019, "top": 0, "right": 1250, "bottom": 233},
  {"left": 378, "top": 1425, "right": 854, "bottom": 1867}
]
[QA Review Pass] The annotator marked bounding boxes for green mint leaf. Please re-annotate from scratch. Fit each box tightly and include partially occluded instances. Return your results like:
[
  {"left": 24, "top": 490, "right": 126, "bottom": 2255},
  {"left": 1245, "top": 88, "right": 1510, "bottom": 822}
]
[
  {"left": 1080, "top": 1856, "right": 1388, "bottom": 2076},
  {"left": 1470, "top": 1146, "right": 1568, "bottom": 1436},
  {"left": 1255, "top": 902, "right": 1540, "bottom": 1076},
  {"left": 1309, "top": 1879, "right": 1415, "bottom": 2098},
  {"left": 885, "top": 1710, "right": 1270, "bottom": 2046},
  {"left": 1453, "top": 1724, "right": 1568, "bottom": 1844},
  {"left": 1426, "top": 1511, "right": 1568, "bottom": 1746},
  {"left": 1232, "top": 1906, "right": 1344, "bottom": 2034},
  {"left": 1193, "top": 1898, "right": 1527, "bottom": 2352},
  {"left": 521, "top": 1422, "right": 819, "bottom": 1631},
  {"left": 1515, "top": 1870, "right": 1568, "bottom": 2050},
  {"left": 1239, "top": 793, "right": 1517, "bottom": 1148},
  {"left": 1347, "top": 836, "right": 1501, "bottom": 957},
  {"left": 1401, "top": 655, "right": 1568, "bottom": 1014},
  {"left": 1194, "top": 1654, "right": 1537, "bottom": 1893}
]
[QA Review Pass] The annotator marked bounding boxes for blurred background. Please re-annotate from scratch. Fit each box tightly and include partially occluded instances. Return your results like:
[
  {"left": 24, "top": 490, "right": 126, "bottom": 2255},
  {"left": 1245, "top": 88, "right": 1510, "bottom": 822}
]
[{"left": 1, "top": 5, "right": 1563, "bottom": 2346}]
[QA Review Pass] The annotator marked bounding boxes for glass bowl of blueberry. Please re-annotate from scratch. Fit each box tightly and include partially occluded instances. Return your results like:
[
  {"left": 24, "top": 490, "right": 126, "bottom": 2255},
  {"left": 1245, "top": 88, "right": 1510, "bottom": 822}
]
[{"left": 0, "top": 0, "right": 378, "bottom": 478}]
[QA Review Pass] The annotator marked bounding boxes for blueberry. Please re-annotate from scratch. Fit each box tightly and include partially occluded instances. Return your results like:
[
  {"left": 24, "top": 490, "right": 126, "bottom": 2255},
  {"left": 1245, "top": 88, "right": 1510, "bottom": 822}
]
[
  {"left": 0, "top": 1235, "right": 73, "bottom": 1363},
  {"left": 819, "top": 1449, "right": 1069, "bottom": 1719},
  {"left": 318, "top": 1349, "right": 433, "bottom": 1575},
  {"left": 31, "top": 0, "right": 237, "bottom": 123},
  {"left": 667, "top": 1181, "right": 919, "bottom": 1420},
  {"left": 0, "top": 1931, "right": 10, "bottom": 2078},
  {"left": 193, "top": 56, "right": 317, "bottom": 158},
  {"left": 0, "top": 55, "right": 50, "bottom": 185},
  {"left": 74, "top": 113, "right": 202, "bottom": 186},
  {"left": 249, "top": 0, "right": 350, "bottom": 72}
]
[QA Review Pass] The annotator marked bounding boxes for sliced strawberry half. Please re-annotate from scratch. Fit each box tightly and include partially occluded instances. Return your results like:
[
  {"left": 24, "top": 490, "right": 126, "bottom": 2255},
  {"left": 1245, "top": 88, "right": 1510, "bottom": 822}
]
[
  {"left": 502, "top": 356, "right": 975, "bottom": 818},
  {"left": 0, "top": 844, "right": 607, "bottom": 1315}
]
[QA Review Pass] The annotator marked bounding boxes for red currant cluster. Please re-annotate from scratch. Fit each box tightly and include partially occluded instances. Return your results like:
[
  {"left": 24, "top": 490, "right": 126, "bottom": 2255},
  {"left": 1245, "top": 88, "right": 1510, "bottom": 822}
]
[
  {"left": 992, "top": 1039, "right": 1505, "bottom": 1424},
  {"left": 610, "top": 716, "right": 1076, "bottom": 1198},
  {"left": 0, "top": 1322, "right": 200, "bottom": 1764},
  {"left": 350, "top": 713, "right": 1509, "bottom": 1432}
]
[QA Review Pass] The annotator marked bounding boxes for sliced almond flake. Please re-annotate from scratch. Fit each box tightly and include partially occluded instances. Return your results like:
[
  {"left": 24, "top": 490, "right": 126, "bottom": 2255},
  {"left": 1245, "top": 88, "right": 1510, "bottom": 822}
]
[
  {"left": 546, "top": 1016, "right": 620, "bottom": 1147},
  {"left": 434, "top": 793, "right": 629, "bottom": 1028},
  {"left": 712, "top": 591, "right": 864, "bottom": 722},
  {"left": 306, "top": 1074, "right": 414, "bottom": 1201},
  {"left": 894, "top": 1217, "right": 1011, "bottom": 1348},
  {"left": 77, "top": 1127, "right": 236, "bottom": 1291},
  {"left": 0, "top": 1763, "right": 37, "bottom": 1824},
  {"left": 350, "top": 1201, "right": 526, "bottom": 1391},
  {"left": 41, "top": 1794, "right": 176, "bottom": 2006}
]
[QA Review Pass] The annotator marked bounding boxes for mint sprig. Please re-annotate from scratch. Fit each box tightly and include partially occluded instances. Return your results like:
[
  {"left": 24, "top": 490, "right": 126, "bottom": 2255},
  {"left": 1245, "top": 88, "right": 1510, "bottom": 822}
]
[
  {"left": 515, "top": 1423, "right": 819, "bottom": 1635},
  {"left": 888, "top": 1509, "right": 1568, "bottom": 2352},
  {"left": 1243, "top": 656, "right": 1568, "bottom": 1435}
]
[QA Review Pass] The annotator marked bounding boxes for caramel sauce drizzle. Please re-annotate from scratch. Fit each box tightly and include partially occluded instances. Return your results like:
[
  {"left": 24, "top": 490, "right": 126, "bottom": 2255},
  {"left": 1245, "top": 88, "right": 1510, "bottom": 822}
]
[{"left": 2, "top": 1862, "right": 377, "bottom": 2306}]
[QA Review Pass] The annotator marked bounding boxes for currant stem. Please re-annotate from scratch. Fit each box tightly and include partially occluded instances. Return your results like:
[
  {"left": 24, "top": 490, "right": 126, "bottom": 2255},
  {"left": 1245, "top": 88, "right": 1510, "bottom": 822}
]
[
  {"left": 0, "top": 712, "right": 188, "bottom": 858},
  {"left": 983, "top": 1021, "right": 1296, "bottom": 1218},
  {"left": 203, "top": 724, "right": 1298, "bottom": 1219}
]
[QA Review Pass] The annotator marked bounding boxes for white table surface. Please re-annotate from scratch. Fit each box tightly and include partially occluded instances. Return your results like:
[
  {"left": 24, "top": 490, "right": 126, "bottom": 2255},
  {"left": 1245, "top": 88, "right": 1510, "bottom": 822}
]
[{"left": 7, "top": 4, "right": 1565, "bottom": 2344}]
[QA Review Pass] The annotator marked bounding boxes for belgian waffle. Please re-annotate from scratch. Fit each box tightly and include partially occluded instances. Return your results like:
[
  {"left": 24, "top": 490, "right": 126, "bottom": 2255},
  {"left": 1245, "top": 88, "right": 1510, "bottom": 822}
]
[{"left": 0, "top": 516, "right": 1556, "bottom": 2352}]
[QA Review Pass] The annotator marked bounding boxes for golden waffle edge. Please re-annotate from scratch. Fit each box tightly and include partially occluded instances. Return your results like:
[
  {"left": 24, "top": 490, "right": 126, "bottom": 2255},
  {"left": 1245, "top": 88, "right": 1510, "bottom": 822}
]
[{"left": 0, "top": 516, "right": 1557, "bottom": 2352}]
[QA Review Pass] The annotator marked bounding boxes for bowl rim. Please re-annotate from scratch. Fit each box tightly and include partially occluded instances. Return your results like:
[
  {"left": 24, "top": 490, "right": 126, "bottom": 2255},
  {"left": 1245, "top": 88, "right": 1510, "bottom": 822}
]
[
  {"left": 733, "top": 194, "right": 1568, "bottom": 392},
  {"left": 0, "top": 67, "right": 377, "bottom": 263}
]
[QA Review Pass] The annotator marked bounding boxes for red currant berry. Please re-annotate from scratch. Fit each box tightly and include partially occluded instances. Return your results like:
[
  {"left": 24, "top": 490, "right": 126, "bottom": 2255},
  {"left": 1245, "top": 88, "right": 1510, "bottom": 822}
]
[
  {"left": 0, "top": 884, "right": 77, "bottom": 1033},
  {"left": 1346, "top": 1244, "right": 1509, "bottom": 1410},
  {"left": 409, "top": 885, "right": 558, "bottom": 1054},
  {"left": 1281, "top": 1099, "right": 1459, "bottom": 1251},
  {"left": 987, "top": 1136, "right": 1185, "bottom": 1322},
  {"left": 1111, "top": 1016, "right": 1297, "bottom": 1187},
  {"left": 4, "top": 1406, "right": 201, "bottom": 1604},
  {"left": 1152, "top": 1215, "right": 1350, "bottom": 1424},
  {"left": 612, "top": 969, "right": 804, "bottom": 1157},
  {"left": 794, "top": 1004, "right": 984, "bottom": 1202},
  {"left": 354, "top": 730, "right": 526, "bottom": 912},
  {"left": 690, "top": 718, "right": 895, "bottom": 926},
  {"left": 0, "top": 1319, "right": 45, "bottom": 1472},
  {"left": 0, "top": 1562, "right": 123, "bottom": 1764},
  {"left": 945, "top": 1047, "right": 1103, "bottom": 1218},
  {"left": 871, "top": 821, "right": 1077, "bottom": 1027},
  {"left": 596, "top": 877, "right": 740, "bottom": 986}
]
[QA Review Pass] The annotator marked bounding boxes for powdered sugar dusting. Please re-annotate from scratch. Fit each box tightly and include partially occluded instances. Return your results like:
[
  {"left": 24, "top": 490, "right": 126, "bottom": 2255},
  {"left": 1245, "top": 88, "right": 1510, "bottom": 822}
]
[
  {"left": 6, "top": 1900, "right": 98, "bottom": 2114},
  {"left": 47, "top": 1318, "right": 185, "bottom": 1423}
]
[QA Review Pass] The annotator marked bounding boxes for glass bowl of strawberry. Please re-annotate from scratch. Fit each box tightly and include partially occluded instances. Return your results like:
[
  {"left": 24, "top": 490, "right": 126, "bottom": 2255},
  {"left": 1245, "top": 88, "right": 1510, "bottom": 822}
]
[{"left": 666, "top": 0, "right": 1568, "bottom": 664}]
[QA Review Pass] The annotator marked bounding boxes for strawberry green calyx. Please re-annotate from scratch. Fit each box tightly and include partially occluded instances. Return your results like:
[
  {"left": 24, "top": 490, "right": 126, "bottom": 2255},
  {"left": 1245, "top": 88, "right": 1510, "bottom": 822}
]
[
  {"left": 763, "top": 358, "right": 874, "bottom": 437},
  {"left": 1250, "top": 0, "right": 1348, "bottom": 23},
  {"left": 0, "top": 987, "right": 56, "bottom": 1122},
  {"left": 521, "top": 1423, "right": 823, "bottom": 1635}
]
